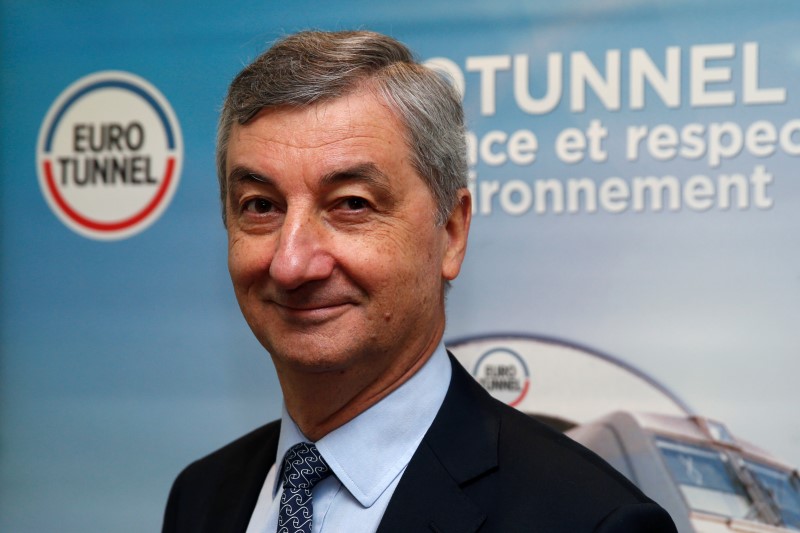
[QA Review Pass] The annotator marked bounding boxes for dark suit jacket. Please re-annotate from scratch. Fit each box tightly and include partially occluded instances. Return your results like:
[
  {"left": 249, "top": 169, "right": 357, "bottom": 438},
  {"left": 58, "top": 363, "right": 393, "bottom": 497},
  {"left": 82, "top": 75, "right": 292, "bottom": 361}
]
[{"left": 163, "top": 356, "right": 677, "bottom": 532}]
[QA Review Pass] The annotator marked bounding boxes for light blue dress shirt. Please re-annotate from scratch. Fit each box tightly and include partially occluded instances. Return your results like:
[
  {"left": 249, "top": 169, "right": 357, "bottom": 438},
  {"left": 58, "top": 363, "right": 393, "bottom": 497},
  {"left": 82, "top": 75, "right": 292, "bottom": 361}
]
[{"left": 245, "top": 343, "right": 452, "bottom": 533}]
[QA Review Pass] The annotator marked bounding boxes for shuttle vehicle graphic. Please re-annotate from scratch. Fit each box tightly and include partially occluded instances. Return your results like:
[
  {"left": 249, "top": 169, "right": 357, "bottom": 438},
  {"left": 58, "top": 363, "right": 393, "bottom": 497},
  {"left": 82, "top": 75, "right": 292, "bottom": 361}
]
[{"left": 448, "top": 334, "right": 800, "bottom": 533}]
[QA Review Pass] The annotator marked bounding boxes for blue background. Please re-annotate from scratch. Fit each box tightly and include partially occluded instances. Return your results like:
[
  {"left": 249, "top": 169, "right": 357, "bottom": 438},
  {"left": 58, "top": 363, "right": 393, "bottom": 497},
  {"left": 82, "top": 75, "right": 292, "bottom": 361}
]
[{"left": 2, "top": 1, "right": 798, "bottom": 531}]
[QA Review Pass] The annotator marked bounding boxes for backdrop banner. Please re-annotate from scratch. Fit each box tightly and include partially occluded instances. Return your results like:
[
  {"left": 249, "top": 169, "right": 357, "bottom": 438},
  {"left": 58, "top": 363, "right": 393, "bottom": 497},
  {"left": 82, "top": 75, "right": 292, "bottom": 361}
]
[{"left": 2, "top": 1, "right": 798, "bottom": 531}]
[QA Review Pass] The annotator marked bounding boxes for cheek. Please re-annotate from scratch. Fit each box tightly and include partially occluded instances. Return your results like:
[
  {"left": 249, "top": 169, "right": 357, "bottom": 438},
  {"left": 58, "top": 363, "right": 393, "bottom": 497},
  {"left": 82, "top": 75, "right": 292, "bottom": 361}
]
[
  {"left": 354, "top": 226, "right": 443, "bottom": 292},
  {"left": 227, "top": 235, "right": 269, "bottom": 290}
]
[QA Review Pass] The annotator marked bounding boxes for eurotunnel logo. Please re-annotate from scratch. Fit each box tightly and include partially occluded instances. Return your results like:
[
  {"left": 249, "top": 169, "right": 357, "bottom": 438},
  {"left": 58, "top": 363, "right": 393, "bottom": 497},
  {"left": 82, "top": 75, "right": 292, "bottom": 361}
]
[
  {"left": 472, "top": 347, "right": 530, "bottom": 407},
  {"left": 37, "top": 71, "right": 183, "bottom": 240}
]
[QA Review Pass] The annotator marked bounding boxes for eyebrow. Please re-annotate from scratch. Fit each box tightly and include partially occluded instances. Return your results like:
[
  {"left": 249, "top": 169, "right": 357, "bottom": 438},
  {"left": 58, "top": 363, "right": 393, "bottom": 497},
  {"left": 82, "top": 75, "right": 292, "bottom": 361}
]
[
  {"left": 319, "top": 162, "right": 393, "bottom": 196},
  {"left": 228, "top": 163, "right": 394, "bottom": 194},
  {"left": 228, "top": 166, "right": 275, "bottom": 190},
  {"left": 226, "top": 162, "right": 398, "bottom": 212}
]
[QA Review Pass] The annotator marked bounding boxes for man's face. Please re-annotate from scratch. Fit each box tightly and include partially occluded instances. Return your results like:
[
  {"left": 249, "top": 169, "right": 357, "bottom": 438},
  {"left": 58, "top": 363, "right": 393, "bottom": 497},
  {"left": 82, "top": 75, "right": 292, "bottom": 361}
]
[{"left": 225, "top": 89, "right": 470, "bottom": 378}]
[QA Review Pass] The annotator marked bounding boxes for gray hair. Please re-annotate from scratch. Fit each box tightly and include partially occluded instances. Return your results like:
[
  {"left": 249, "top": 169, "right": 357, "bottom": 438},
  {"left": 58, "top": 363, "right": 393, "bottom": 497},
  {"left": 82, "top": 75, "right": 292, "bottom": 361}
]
[{"left": 216, "top": 30, "right": 467, "bottom": 225}]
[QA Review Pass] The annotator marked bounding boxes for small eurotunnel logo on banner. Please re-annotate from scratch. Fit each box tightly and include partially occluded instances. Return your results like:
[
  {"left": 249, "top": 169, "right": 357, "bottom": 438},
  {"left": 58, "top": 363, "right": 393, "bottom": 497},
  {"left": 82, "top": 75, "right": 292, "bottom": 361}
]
[
  {"left": 37, "top": 71, "right": 183, "bottom": 240},
  {"left": 472, "top": 347, "right": 531, "bottom": 407}
]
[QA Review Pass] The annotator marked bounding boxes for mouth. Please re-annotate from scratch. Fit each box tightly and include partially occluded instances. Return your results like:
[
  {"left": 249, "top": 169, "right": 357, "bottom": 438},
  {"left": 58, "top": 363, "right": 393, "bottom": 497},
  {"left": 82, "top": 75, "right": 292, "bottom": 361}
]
[{"left": 270, "top": 300, "right": 354, "bottom": 324}]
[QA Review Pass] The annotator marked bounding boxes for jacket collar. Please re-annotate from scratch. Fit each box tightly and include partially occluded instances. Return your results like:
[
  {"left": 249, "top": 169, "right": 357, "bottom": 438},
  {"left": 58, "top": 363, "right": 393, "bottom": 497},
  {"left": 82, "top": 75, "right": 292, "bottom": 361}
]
[{"left": 376, "top": 354, "right": 499, "bottom": 533}]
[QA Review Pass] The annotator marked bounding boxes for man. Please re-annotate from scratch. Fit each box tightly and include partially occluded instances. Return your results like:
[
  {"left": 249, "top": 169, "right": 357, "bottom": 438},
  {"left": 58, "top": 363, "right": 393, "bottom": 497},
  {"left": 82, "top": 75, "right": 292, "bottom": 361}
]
[{"left": 163, "top": 30, "right": 677, "bottom": 532}]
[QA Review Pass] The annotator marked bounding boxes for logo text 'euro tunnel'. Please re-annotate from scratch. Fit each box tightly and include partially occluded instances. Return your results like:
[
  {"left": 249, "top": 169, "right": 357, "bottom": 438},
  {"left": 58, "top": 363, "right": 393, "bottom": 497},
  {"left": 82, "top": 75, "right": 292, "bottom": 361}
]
[
  {"left": 472, "top": 347, "right": 531, "bottom": 407},
  {"left": 37, "top": 71, "right": 183, "bottom": 241}
]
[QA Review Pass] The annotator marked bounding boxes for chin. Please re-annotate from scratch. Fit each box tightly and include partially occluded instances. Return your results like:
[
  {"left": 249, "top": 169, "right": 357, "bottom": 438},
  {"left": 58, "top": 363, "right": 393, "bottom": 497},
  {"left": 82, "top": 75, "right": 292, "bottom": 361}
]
[{"left": 264, "top": 337, "right": 369, "bottom": 373}]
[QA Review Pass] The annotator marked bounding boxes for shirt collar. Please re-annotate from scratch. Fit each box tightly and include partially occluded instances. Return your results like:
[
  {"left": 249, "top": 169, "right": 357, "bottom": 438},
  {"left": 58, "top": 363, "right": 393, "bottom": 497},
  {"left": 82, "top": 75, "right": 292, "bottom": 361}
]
[{"left": 272, "top": 342, "right": 451, "bottom": 507}]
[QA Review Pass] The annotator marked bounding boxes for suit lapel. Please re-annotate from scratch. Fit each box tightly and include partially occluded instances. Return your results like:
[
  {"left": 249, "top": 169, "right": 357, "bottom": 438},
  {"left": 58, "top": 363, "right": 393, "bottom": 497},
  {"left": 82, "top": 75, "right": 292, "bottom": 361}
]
[
  {"left": 377, "top": 355, "right": 500, "bottom": 533},
  {"left": 376, "top": 440, "right": 486, "bottom": 533}
]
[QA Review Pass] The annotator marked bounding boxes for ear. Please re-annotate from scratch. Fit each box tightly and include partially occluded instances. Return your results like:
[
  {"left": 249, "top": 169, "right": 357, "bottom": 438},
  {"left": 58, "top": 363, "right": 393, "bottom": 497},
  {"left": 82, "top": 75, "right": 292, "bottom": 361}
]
[{"left": 441, "top": 188, "right": 472, "bottom": 281}]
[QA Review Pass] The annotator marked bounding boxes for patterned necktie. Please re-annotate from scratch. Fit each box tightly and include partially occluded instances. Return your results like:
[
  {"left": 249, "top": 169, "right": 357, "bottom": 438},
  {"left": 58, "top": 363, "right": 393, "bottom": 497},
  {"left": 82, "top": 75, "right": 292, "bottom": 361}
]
[{"left": 277, "top": 442, "right": 331, "bottom": 533}]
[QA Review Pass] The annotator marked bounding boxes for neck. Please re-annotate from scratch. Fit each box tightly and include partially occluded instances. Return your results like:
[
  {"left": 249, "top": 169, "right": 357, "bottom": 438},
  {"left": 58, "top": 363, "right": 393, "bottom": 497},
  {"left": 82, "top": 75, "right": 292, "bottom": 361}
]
[{"left": 277, "top": 326, "right": 443, "bottom": 442}]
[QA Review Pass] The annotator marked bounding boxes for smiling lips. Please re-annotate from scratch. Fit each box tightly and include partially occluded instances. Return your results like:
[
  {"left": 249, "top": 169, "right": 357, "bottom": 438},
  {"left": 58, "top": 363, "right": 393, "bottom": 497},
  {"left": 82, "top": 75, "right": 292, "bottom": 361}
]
[{"left": 267, "top": 294, "right": 356, "bottom": 324}]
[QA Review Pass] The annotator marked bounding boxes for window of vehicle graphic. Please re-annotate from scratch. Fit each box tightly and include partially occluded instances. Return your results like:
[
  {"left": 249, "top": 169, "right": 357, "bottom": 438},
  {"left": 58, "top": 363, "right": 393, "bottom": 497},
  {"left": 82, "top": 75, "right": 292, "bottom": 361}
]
[
  {"left": 656, "top": 438, "right": 753, "bottom": 520},
  {"left": 745, "top": 460, "right": 800, "bottom": 530}
]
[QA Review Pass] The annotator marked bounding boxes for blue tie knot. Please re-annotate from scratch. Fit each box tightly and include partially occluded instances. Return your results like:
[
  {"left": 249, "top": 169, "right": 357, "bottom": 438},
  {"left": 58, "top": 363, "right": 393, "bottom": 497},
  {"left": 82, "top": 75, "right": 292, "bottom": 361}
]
[{"left": 281, "top": 442, "right": 331, "bottom": 490}]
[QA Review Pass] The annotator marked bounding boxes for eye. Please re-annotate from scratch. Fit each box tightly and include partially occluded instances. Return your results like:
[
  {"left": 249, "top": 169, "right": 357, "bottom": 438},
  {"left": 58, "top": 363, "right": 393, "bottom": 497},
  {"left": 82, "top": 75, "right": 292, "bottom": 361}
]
[
  {"left": 242, "top": 198, "right": 275, "bottom": 214},
  {"left": 342, "top": 197, "right": 370, "bottom": 210}
]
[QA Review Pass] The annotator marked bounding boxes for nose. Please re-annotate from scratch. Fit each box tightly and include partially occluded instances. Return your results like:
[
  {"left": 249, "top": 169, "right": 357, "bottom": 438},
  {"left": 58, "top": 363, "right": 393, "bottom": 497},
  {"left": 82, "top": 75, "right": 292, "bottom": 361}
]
[{"left": 268, "top": 208, "right": 335, "bottom": 290}]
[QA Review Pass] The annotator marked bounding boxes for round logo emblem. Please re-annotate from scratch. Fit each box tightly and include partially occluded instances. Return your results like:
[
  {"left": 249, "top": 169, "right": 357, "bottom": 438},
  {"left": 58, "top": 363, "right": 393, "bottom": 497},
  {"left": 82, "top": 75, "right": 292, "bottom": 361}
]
[
  {"left": 472, "top": 347, "right": 531, "bottom": 406},
  {"left": 37, "top": 71, "right": 183, "bottom": 240}
]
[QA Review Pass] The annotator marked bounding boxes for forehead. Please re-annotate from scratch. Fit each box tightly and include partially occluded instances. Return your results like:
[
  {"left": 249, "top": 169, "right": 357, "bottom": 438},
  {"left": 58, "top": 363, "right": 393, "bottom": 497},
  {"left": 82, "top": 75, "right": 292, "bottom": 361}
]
[{"left": 225, "top": 90, "right": 412, "bottom": 176}]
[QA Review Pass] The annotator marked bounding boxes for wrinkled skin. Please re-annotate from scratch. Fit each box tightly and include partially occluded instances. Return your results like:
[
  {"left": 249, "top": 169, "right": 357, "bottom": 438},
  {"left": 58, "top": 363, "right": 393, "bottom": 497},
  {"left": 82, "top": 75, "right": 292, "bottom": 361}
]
[{"left": 225, "top": 88, "right": 471, "bottom": 438}]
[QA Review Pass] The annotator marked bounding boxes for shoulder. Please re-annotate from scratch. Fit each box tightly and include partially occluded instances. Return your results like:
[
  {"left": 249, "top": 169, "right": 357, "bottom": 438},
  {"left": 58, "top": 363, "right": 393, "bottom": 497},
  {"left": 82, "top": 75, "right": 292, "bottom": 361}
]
[
  {"left": 481, "top": 400, "right": 676, "bottom": 531},
  {"left": 440, "top": 360, "right": 676, "bottom": 531},
  {"left": 496, "top": 403, "right": 648, "bottom": 501},
  {"left": 174, "top": 420, "right": 281, "bottom": 486},
  {"left": 163, "top": 421, "right": 280, "bottom": 533},
  {"left": 447, "top": 356, "right": 649, "bottom": 500}
]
